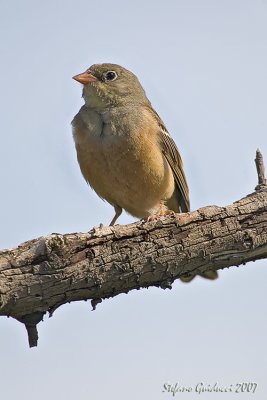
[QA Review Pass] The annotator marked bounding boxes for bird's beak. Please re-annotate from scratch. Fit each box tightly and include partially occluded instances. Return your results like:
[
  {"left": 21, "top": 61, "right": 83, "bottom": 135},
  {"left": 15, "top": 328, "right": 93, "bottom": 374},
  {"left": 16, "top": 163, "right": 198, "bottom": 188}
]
[{"left": 72, "top": 70, "right": 98, "bottom": 85}]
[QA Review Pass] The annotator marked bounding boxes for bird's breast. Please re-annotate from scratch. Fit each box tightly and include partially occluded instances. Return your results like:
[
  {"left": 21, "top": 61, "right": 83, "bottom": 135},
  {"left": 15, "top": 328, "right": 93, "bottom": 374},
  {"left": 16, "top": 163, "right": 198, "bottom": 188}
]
[{"left": 72, "top": 106, "right": 175, "bottom": 217}]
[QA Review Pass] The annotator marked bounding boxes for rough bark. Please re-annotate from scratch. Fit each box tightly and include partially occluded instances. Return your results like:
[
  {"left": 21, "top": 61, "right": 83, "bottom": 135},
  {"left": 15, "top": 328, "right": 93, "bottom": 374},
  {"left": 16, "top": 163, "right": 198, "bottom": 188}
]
[{"left": 0, "top": 152, "right": 267, "bottom": 347}]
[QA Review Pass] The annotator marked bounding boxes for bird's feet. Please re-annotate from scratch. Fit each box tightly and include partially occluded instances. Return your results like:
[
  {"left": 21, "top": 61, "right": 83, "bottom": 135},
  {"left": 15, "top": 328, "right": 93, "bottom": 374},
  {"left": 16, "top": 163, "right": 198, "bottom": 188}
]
[{"left": 142, "top": 201, "right": 175, "bottom": 222}]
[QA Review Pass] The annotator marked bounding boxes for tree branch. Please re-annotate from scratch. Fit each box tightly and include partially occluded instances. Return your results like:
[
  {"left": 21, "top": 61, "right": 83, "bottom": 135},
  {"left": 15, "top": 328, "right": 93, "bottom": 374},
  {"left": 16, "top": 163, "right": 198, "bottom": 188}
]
[
  {"left": 255, "top": 148, "right": 267, "bottom": 190},
  {"left": 1, "top": 151, "right": 267, "bottom": 347}
]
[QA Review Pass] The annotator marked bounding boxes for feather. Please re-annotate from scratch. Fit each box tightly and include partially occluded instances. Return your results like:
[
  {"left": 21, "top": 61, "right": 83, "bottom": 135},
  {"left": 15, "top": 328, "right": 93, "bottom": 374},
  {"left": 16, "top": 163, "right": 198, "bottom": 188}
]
[{"left": 145, "top": 106, "right": 190, "bottom": 212}]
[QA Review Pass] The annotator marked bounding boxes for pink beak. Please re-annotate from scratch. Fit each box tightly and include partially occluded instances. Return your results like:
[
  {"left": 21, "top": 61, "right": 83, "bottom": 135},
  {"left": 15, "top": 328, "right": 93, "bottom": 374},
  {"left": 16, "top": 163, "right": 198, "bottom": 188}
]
[{"left": 72, "top": 70, "right": 98, "bottom": 85}]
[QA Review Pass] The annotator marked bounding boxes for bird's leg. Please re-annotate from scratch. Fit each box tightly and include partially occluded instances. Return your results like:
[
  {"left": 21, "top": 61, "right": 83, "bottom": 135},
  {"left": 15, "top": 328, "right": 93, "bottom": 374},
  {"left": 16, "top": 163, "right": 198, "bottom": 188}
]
[
  {"left": 159, "top": 200, "right": 176, "bottom": 216},
  {"left": 159, "top": 200, "right": 166, "bottom": 216},
  {"left": 109, "top": 205, "right": 122, "bottom": 226},
  {"left": 143, "top": 201, "right": 175, "bottom": 222}
]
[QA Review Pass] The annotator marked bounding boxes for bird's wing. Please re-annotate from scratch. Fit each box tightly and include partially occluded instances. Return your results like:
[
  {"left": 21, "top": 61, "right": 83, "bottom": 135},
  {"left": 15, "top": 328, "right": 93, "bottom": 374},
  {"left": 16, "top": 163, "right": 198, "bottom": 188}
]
[{"left": 145, "top": 105, "right": 190, "bottom": 212}]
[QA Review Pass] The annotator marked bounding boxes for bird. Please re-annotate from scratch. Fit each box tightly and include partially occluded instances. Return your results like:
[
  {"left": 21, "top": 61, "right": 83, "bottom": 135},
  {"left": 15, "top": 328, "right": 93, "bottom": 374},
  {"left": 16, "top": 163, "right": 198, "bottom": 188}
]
[{"left": 71, "top": 63, "right": 218, "bottom": 282}]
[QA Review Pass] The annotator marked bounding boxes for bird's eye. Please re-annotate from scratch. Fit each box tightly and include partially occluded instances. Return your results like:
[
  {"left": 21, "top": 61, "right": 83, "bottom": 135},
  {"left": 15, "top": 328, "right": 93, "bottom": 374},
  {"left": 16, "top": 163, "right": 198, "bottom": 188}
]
[{"left": 104, "top": 71, "right": 117, "bottom": 82}]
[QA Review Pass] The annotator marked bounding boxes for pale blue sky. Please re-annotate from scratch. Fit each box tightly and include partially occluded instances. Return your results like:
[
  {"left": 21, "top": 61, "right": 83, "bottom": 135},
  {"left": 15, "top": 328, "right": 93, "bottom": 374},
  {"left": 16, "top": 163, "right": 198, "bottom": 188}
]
[{"left": 0, "top": 1, "right": 267, "bottom": 399}]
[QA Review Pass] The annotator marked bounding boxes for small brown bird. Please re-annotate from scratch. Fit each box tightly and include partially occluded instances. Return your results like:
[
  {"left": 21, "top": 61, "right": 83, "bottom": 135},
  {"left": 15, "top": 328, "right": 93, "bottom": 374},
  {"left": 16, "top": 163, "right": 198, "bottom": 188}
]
[
  {"left": 72, "top": 63, "right": 218, "bottom": 282},
  {"left": 72, "top": 63, "right": 190, "bottom": 223}
]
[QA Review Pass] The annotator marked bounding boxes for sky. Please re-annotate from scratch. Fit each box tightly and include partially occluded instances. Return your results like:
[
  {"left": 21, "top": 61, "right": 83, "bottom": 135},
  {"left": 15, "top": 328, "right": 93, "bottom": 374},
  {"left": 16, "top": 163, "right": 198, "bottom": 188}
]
[{"left": 0, "top": 0, "right": 267, "bottom": 399}]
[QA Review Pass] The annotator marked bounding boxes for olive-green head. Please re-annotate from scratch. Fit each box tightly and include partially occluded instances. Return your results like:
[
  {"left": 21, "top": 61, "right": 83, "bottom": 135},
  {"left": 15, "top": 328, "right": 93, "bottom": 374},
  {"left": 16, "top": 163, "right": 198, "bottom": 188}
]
[{"left": 73, "top": 63, "right": 149, "bottom": 110}]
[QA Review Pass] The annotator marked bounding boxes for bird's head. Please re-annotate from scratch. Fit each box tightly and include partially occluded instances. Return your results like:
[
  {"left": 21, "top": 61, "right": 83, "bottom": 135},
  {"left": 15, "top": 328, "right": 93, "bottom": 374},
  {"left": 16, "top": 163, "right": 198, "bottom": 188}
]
[{"left": 73, "top": 63, "right": 148, "bottom": 110}]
